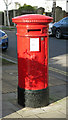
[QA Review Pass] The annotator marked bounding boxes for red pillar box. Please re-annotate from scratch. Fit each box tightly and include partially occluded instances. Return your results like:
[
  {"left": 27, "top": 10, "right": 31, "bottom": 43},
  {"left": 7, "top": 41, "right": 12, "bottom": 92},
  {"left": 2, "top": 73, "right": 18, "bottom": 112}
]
[{"left": 12, "top": 14, "right": 53, "bottom": 108}]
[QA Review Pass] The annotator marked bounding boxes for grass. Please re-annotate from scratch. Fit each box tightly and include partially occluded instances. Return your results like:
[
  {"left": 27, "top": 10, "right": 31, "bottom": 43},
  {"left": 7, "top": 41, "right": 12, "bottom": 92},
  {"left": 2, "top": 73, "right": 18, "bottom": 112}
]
[{"left": 0, "top": 26, "right": 16, "bottom": 31}]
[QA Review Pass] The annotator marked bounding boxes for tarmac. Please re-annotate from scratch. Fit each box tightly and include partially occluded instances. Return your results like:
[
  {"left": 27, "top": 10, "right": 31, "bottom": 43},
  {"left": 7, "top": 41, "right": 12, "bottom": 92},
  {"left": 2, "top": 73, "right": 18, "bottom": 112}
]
[{"left": 0, "top": 54, "right": 68, "bottom": 119}]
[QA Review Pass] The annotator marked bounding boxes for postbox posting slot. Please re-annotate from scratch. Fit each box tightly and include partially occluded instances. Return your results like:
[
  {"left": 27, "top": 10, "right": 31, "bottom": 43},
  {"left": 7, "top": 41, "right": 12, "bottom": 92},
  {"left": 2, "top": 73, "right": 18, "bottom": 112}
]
[{"left": 27, "top": 29, "right": 42, "bottom": 33}]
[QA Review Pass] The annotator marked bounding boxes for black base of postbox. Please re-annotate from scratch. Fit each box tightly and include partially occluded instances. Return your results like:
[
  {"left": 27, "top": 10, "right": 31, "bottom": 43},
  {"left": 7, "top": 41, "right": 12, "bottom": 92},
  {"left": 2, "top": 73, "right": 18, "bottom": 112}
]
[{"left": 18, "top": 86, "right": 49, "bottom": 108}]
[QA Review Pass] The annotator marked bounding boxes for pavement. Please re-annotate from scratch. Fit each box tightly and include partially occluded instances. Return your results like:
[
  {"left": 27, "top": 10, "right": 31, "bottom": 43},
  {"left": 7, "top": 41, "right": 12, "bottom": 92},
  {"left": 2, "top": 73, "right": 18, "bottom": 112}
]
[{"left": 0, "top": 54, "right": 68, "bottom": 119}]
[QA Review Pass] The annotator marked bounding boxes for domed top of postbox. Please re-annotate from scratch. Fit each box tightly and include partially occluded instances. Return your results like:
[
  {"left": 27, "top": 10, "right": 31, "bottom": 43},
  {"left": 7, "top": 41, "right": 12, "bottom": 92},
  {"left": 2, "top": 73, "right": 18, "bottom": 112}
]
[{"left": 12, "top": 14, "right": 53, "bottom": 24}]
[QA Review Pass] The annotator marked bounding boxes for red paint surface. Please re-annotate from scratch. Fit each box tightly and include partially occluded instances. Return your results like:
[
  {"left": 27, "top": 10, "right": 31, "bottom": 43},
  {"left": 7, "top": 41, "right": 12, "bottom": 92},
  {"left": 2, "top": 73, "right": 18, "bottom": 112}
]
[{"left": 12, "top": 14, "right": 53, "bottom": 90}]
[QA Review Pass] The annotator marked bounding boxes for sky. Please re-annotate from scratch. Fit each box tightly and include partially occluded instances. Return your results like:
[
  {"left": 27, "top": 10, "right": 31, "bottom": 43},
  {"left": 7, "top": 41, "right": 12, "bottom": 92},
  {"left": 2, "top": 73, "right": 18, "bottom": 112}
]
[{"left": 0, "top": 0, "right": 67, "bottom": 12}]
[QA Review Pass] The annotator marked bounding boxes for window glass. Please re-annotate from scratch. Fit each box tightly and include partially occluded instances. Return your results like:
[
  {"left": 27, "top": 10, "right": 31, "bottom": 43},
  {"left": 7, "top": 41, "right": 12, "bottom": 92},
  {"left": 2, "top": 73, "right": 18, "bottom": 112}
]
[
  {"left": 59, "top": 17, "right": 68, "bottom": 24},
  {"left": 63, "top": 18, "right": 68, "bottom": 23},
  {"left": 65, "top": 18, "right": 68, "bottom": 23}
]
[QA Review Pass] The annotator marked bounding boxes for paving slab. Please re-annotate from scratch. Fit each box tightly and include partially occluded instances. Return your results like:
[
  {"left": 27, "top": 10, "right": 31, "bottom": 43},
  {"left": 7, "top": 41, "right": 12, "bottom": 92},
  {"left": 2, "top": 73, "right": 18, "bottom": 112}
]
[
  {"left": 49, "top": 54, "right": 67, "bottom": 70},
  {"left": 2, "top": 65, "right": 18, "bottom": 94},
  {"left": 36, "top": 111, "right": 66, "bottom": 118},
  {"left": 25, "top": 115, "right": 39, "bottom": 118},
  {"left": 3, "top": 112, "right": 23, "bottom": 118},
  {"left": 49, "top": 75, "right": 66, "bottom": 86},
  {"left": 49, "top": 85, "right": 66, "bottom": 99},
  {"left": 16, "top": 108, "right": 45, "bottom": 117},
  {"left": 2, "top": 108, "right": 15, "bottom": 118},
  {"left": 41, "top": 97, "right": 66, "bottom": 113},
  {"left": 2, "top": 93, "right": 16, "bottom": 101}
]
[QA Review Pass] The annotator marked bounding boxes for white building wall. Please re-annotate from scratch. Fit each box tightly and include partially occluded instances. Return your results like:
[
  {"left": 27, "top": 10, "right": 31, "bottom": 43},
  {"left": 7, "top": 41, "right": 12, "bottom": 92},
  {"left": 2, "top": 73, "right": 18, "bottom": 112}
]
[{"left": 66, "top": 0, "right": 68, "bottom": 12}]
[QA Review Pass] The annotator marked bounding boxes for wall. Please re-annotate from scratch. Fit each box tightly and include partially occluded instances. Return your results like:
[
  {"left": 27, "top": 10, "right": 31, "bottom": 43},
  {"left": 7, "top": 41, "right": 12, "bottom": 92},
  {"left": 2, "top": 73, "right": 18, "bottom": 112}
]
[
  {"left": 52, "top": 6, "right": 67, "bottom": 22},
  {"left": 55, "top": 6, "right": 66, "bottom": 22},
  {"left": 0, "top": 12, "right": 4, "bottom": 25}
]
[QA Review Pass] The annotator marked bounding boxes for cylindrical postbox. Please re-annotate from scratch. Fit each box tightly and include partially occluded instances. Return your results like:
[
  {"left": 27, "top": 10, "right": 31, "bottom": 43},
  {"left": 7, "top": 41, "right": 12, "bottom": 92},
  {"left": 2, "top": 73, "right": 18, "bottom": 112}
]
[{"left": 12, "top": 14, "right": 53, "bottom": 108}]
